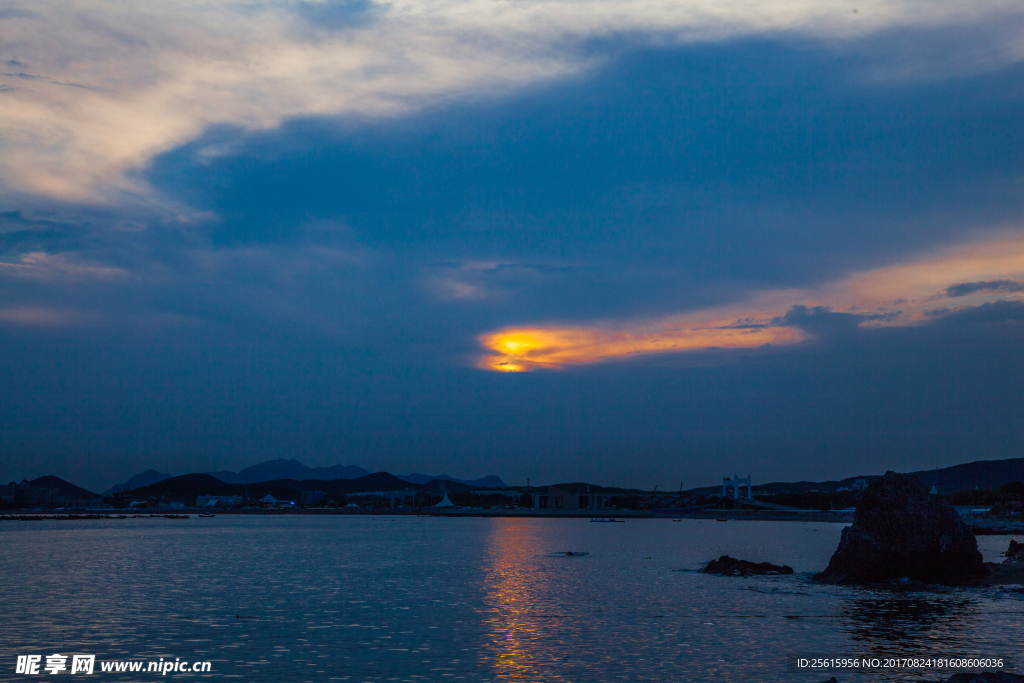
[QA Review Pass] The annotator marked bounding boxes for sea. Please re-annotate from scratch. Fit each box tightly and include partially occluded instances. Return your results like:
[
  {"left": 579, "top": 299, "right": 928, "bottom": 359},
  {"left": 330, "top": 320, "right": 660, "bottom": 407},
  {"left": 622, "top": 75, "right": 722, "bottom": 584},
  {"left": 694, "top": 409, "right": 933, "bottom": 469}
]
[{"left": 1, "top": 516, "right": 1021, "bottom": 682}]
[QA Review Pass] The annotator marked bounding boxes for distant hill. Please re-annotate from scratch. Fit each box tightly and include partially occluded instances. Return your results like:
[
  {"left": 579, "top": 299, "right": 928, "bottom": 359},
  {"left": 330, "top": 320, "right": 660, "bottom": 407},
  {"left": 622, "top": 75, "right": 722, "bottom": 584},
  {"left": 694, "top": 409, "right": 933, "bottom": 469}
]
[
  {"left": 116, "top": 471, "right": 479, "bottom": 503},
  {"left": 98, "top": 459, "right": 510, "bottom": 500},
  {"left": 908, "top": 458, "right": 1024, "bottom": 493},
  {"left": 205, "top": 459, "right": 371, "bottom": 484},
  {"left": 124, "top": 473, "right": 240, "bottom": 501},
  {"left": 688, "top": 457, "right": 1024, "bottom": 495},
  {"left": 200, "top": 459, "right": 507, "bottom": 488},
  {"left": 258, "top": 472, "right": 417, "bottom": 496},
  {"left": 30, "top": 476, "right": 100, "bottom": 499},
  {"left": 104, "top": 469, "right": 173, "bottom": 495},
  {"left": 398, "top": 473, "right": 508, "bottom": 488}
]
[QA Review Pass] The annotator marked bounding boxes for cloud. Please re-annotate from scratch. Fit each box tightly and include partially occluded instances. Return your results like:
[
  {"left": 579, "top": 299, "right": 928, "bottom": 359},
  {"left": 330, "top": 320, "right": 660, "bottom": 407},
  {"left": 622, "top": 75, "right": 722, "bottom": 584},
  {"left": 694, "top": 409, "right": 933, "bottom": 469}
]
[
  {"left": 0, "top": 307, "right": 95, "bottom": 326},
  {"left": 478, "top": 230, "right": 1024, "bottom": 370},
  {"left": 0, "top": 252, "right": 127, "bottom": 281},
  {"left": 0, "top": 0, "right": 1022, "bottom": 203},
  {"left": 945, "top": 279, "right": 1024, "bottom": 297},
  {"left": 937, "top": 299, "right": 1024, "bottom": 324},
  {"left": 479, "top": 323, "right": 806, "bottom": 371},
  {"left": 429, "top": 278, "right": 488, "bottom": 301}
]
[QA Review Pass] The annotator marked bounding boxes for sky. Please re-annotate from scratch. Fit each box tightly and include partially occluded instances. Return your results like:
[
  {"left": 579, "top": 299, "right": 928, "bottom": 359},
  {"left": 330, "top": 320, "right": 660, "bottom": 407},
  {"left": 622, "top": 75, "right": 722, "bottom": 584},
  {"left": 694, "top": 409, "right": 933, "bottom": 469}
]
[{"left": 1, "top": 0, "right": 1023, "bottom": 493}]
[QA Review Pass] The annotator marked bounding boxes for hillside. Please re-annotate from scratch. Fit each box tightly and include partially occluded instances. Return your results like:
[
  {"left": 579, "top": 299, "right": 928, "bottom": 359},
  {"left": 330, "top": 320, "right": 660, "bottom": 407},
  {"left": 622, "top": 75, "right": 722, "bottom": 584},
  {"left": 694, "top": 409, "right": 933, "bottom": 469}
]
[
  {"left": 104, "top": 469, "right": 173, "bottom": 495},
  {"left": 257, "top": 472, "right": 415, "bottom": 495},
  {"left": 123, "top": 474, "right": 243, "bottom": 501},
  {"left": 907, "top": 458, "right": 1024, "bottom": 493},
  {"left": 688, "top": 457, "right": 1024, "bottom": 496},
  {"left": 206, "top": 459, "right": 371, "bottom": 485},
  {"left": 30, "top": 476, "right": 100, "bottom": 499},
  {"left": 114, "top": 470, "right": 478, "bottom": 503},
  {"left": 104, "top": 458, "right": 509, "bottom": 492},
  {"left": 399, "top": 473, "right": 508, "bottom": 488}
]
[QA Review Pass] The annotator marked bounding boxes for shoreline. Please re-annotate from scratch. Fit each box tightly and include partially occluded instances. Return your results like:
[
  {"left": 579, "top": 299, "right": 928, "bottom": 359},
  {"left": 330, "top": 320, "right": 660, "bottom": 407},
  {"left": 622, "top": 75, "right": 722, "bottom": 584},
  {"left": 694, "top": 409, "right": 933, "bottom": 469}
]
[
  {"left": 0, "top": 508, "right": 852, "bottom": 523},
  {"left": 4, "top": 508, "right": 1023, "bottom": 530}
]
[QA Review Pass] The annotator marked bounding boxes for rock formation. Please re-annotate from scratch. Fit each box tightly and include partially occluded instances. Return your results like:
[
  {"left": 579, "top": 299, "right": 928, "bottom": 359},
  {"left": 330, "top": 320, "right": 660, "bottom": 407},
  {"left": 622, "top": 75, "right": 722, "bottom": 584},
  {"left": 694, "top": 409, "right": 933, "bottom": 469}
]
[
  {"left": 1005, "top": 539, "right": 1023, "bottom": 564},
  {"left": 703, "top": 555, "right": 793, "bottom": 576},
  {"left": 813, "top": 472, "right": 988, "bottom": 586}
]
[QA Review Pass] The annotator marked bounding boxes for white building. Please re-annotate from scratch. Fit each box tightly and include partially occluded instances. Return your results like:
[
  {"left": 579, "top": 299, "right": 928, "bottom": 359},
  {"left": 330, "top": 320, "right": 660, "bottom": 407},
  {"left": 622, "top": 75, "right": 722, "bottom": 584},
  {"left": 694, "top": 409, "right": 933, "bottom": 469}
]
[
  {"left": 722, "top": 474, "right": 752, "bottom": 500},
  {"left": 196, "top": 495, "right": 243, "bottom": 508}
]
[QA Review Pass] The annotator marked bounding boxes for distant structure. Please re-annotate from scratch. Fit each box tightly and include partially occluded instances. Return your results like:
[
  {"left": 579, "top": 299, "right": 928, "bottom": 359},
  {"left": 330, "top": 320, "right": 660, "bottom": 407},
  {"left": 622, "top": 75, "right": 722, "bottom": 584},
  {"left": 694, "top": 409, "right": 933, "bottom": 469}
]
[
  {"left": 853, "top": 478, "right": 868, "bottom": 491},
  {"left": 722, "top": 474, "right": 752, "bottom": 500},
  {"left": 300, "top": 490, "right": 326, "bottom": 506},
  {"left": 533, "top": 486, "right": 611, "bottom": 510},
  {"left": 196, "top": 495, "right": 243, "bottom": 508},
  {"left": 0, "top": 480, "right": 59, "bottom": 506},
  {"left": 259, "top": 493, "right": 293, "bottom": 506},
  {"left": 930, "top": 483, "right": 938, "bottom": 495}
]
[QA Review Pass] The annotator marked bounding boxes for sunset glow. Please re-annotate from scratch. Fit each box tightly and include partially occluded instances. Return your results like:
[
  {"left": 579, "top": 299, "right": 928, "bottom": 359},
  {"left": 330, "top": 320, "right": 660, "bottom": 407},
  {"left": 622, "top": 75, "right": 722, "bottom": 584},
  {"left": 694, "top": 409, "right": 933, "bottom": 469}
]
[
  {"left": 480, "top": 321, "right": 808, "bottom": 371},
  {"left": 479, "top": 233, "right": 1024, "bottom": 371}
]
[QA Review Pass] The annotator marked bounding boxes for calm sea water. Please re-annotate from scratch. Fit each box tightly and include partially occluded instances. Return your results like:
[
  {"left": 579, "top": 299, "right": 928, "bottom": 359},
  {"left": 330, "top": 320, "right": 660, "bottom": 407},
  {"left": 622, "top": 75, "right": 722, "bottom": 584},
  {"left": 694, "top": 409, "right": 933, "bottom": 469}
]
[{"left": 1, "top": 516, "right": 1021, "bottom": 682}]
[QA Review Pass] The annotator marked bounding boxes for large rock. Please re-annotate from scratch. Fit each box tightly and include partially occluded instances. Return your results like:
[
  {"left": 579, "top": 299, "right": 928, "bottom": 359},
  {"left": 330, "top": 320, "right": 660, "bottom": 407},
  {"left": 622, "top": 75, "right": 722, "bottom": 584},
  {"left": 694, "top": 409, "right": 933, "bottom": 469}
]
[
  {"left": 814, "top": 472, "right": 988, "bottom": 586},
  {"left": 703, "top": 555, "right": 793, "bottom": 576},
  {"left": 1005, "top": 539, "right": 1023, "bottom": 564}
]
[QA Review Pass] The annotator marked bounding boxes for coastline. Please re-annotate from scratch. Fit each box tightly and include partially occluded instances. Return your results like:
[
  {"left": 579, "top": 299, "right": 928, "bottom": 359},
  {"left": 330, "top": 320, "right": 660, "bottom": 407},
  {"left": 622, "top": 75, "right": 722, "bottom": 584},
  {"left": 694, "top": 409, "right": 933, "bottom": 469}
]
[
  {"left": 6, "top": 507, "right": 1024, "bottom": 531},
  {"left": 1, "top": 508, "right": 854, "bottom": 522}
]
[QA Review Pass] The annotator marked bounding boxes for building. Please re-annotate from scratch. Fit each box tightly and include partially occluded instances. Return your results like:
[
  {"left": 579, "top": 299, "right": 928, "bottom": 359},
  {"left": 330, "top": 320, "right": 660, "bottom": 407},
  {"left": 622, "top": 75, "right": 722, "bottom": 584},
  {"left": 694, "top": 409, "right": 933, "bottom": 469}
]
[
  {"left": 3, "top": 480, "right": 60, "bottom": 506},
  {"left": 259, "top": 493, "right": 293, "bottom": 506},
  {"left": 388, "top": 490, "right": 417, "bottom": 507},
  {"left": 722, "top": 474, "right": 752, "bottom": 500},
  {"left": 853, "top": 478, "right": 869, "bottom": 491},
  {"left": 533, "top": 486, "right": 611, "bottom": 510},
  {"left": 196, "top": 495, "right": 244, "bottom": 508},
  {"left": 300, "top": 490, "right": 326, "bottom": 506},
  {"left": 471, "top": 490, "right": 520, "bottom": 499}
]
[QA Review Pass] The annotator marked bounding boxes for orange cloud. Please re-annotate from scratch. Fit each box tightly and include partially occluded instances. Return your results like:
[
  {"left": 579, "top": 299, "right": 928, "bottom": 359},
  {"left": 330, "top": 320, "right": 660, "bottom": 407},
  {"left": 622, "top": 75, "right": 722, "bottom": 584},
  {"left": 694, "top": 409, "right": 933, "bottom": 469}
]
[
  {"left": 480, "top": 320, "right": 806, "bottom": 371},
  {"left": 478, "top": 231, "right": 1024, "bottom": 371}
]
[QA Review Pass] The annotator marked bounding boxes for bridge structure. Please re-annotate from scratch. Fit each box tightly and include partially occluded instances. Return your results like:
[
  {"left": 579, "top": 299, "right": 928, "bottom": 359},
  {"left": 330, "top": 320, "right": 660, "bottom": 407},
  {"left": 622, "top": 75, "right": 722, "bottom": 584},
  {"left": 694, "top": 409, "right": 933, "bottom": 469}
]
[{"left": 722, "top": 474, "right": 752, "bottom": 500}]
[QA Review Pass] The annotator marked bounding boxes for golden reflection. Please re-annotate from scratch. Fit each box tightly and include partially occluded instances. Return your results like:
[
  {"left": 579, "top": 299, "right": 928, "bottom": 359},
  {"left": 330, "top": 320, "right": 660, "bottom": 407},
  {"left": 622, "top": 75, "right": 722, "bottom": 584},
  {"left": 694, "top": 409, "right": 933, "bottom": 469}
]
[{"left": 479, "top": 520, "right": 552, "bottom": 680}]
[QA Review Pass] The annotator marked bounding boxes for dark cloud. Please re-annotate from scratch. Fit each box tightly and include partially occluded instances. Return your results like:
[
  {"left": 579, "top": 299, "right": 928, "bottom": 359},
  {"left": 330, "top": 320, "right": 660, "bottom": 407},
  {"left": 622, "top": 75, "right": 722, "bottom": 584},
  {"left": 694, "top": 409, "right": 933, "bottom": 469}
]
[
  {"left": 936, "top": 299, "right": 1024, "bottom": 324},
  {"left": 290, "top": 0, "right": 382, "bottom": 30},
  {"left": 147, "top": 37, "right": 1024, "bottom": 320},
  {"left": 0, "top": 211, "right": 87, "bottom": 256},
  {"left": 945, "top": 279, "right": 1024, "bottom": 297},
  {"left": 0, "top": 9, "right": 35, "bottom": 19}
]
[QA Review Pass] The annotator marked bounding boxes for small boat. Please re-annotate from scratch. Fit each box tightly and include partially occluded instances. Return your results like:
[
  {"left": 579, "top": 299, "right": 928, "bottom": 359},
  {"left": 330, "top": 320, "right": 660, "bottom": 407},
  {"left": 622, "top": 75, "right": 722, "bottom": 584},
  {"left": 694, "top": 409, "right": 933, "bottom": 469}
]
[
  {"left": 590, "top": 518, "right": 625, "bottom": 523},
  {"left": 672, "top": 519, "right": 682, "bottom": 522},
  {"left": 563, "top": 551, "right": 589, "bottom": 557},
  {"left": 715, "top": 518, "right": 729, "bottom": 522},
  {"left": 198, "top": 513, "right": 215, "bottom": 518}
]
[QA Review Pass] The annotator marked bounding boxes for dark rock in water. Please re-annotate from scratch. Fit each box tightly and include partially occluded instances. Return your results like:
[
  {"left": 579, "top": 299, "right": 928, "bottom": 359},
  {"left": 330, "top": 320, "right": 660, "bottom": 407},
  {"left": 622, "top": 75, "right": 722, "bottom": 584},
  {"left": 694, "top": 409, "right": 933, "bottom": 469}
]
[
  {"left": 987, "top": 561, "right": 1024, "bottom": 584},
  {"left": 813, "top": 472, "right": 988, "bottom": 586},
  {"left": 703, "top": 555, "right": 793, "bottom": 576},
  {"left": 1006, "top": 539, "right": 1023, "bottom": 563}
]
